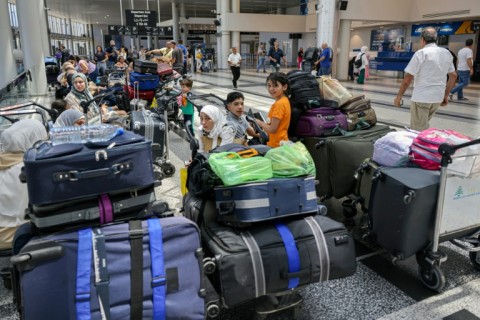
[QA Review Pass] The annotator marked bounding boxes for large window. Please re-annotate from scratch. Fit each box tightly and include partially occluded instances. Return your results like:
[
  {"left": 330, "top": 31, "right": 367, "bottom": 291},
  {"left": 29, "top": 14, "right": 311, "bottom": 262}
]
[{"left": 8, "top": 2, "right": 18, "bottom": 27}]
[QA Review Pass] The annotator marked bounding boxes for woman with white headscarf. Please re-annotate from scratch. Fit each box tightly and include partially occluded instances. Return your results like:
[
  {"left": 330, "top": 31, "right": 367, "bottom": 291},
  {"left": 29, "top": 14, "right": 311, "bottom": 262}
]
[
  {"left": 0, "top": 119, "right": 48, "bottom": 249},
  {"left": 64, "top": 73, "right": 101, "bottom": 122},
  {"left": 53, "top": 109, "right": 86, "bottom": 127},
  {"left": 355, "top": 46, "right": 369, "bottom": 84},
  {"left": 195, "top": 105, "right": 235, "bottom": 152}
]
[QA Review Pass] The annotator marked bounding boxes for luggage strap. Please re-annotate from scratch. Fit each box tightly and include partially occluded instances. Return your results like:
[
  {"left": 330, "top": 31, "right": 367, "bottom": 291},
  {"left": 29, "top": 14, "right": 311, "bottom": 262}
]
[
  {"left": 76, "top": 229, "right": 93, "bottom": 320},
  {"left": 143, "top": 110, "right": 155, "bottom": 140},
  {"left": 148, "top": 218, "right": 166, "bottom": 320},
  {"left": 274, "top": 223, "right": 301, "bottom": 289},
  {"left": 92, "top": 228, "right": 111, "bottom": 320},
  {"left": 304, "top": 216, "right": 330, "bottom": 282},
  {"left": 98, "top": 194, "right": 113, "bottom": 224},
  {"left": 129, "top": 220, "right": 144, "bottom": 320},
  {"left": 240, "top": 232, "right": 266, "bottom": 297}
]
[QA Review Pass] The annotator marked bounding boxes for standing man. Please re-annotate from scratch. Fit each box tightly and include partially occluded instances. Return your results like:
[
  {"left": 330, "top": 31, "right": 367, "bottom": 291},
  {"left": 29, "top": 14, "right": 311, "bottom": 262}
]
[
  {"left": 394, "top": 27, "right": 457, "bottom": 131},
  {"left": 105, "top": 40, "right": 118, "bottom": 70},
  {"left": 177, "top": 39, "right": 188, "bottom": 74},
  {"left": 314, "top": 42, "right": 332, "bottom": 76},
  {"left": 450, "top": 39, "right": 474, "bottom": 101},
  {"left": 256, "top": 43, "right": 266, "bottom": 73},
  {"left": 170, "top": 40, "right": 184, "bottom": 74},
  {"left": 228, "top": 47, "right": 242, "bottom": 89},
  {"left": 268, "top": 41, "right": 286, "bottom": 73}
]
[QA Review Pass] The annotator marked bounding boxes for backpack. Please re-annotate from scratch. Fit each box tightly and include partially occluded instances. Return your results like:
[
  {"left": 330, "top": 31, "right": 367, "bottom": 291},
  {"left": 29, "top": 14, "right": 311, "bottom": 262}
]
[
  {"left": 354, "top": 54, "right": 364, "bottom": 68},
  {"left": 328, "top": 47, "right": 333, "bottom": 61}
]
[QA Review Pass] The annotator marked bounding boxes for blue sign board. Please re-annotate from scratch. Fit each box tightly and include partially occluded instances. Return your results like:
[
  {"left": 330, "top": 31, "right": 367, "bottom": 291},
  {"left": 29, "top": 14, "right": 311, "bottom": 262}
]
[{"left": 412, "top": 22, "right": 466, "bottom": 36}]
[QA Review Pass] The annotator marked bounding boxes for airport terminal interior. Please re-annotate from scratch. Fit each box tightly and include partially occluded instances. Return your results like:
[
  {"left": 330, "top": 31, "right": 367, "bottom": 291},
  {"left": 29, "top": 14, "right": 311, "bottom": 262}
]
[{"left": 1, "top": 0, "right": 480, "bottom": 319}]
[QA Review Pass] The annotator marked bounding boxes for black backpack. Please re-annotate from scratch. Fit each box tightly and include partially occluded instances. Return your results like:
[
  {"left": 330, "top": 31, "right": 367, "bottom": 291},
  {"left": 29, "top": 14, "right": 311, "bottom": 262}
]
[
  {"left": 186, "top": 152, "right": 222, "bottom": 199},
  {"left": 354, "top": 54, "right": 364, "bottom": 68}
]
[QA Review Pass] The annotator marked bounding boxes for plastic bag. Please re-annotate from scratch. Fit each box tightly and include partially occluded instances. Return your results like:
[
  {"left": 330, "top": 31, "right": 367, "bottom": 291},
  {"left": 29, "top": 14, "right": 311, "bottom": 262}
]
[
  {"left": 317, "top": 76, "right": 353, "bottom": 107},
  {"left": 265, "top": 141, "right": 316, "bottom": 177},
  {"left": 208, "top": 152, "right": 273, "bottom": 186}
]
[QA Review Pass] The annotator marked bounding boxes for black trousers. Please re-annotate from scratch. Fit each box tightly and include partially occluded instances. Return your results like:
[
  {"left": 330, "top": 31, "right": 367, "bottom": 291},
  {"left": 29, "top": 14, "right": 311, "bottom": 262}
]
[{"left": 231, "top": 66, "right": 240, "bottom": 87}]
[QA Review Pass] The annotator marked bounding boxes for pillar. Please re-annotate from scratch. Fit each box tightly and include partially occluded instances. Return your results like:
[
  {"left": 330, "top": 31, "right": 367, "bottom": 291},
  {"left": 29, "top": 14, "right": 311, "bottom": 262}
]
[
  {"left": 336, "top": 19, "right": 351, "bottom": 80},
  {"left": 0, "top": 0, "right": 17, "bottom": 88},
  {"left": 231, "top": 0, "right": 240, "bottom": 51},
  {"left": 39, "top": 0, "right": 51, "bottom": 56},
  {"left": 215, "top": 0, "right": 222, "bottom": 70},
  {"left": 316, "top": 0, "right": 336, "bottom": 48},
  {"left": 17, "top": 0, "right": 48, "bottom": 95},
  {"left": 172, "top": 3, "right": 179, "bottom": 41},
  {"left": 220, "top": 0, "right": 230, "bottom": 70},
  {"left": 179, "top": 3, "right": 187, "bottom": 44}
]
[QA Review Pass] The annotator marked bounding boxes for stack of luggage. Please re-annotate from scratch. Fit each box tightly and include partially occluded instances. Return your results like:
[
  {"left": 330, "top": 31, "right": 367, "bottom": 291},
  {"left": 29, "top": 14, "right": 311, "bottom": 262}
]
[
  {"left": 286, "top": 71, "right": 394, "bottom": 219},
  {"left": 125, "top": 60, "right": 160, "bottom": 103},
  {"left": 183, "top": 142, "right": 357, "bottom": 318},
  {"left": 8, "top": 130, "right": 206, "bottom": 319}
]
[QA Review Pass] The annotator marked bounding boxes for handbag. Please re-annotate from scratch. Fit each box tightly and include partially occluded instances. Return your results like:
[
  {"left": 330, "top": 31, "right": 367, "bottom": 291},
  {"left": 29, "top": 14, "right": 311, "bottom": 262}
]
[{"left": 317, "top": 76, "right": 353, "bottom": 107}]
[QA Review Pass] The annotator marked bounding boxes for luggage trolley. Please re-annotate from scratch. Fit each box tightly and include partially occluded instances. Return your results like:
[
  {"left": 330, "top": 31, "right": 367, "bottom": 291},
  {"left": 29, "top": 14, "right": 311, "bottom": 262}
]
[{"left": 416, "top": 139, "right": 480, "bottom": 291}]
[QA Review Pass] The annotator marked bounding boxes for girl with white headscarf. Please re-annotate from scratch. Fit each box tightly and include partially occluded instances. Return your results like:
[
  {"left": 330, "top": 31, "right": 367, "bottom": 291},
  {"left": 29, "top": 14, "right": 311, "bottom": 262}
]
[
  {"left": 355, "top": 46, "right": 369, "bottom": 84},
  {"left": 53, "top": 109, "right": 85, "bottom": 127},
  {"left": 0, "top": 119, "right": 48, "bottom": 249},
  {"left": 64, "top": 73, "right": 100, "bottom": 122},
  {"left": 195, "top": 105, "right": 235, "bottom": 152}
]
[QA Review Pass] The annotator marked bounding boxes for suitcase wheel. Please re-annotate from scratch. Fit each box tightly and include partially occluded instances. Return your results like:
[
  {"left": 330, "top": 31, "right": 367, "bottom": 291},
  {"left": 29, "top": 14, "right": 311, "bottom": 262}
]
[
  {"left": 161, "top": 163, "right": 176, "bottom": 178},
  {"left": 206, "top": 301, "right": 221, "bottom": 319},
  {"left": 418, "top": 264, "right": 445, "bottom": 292},
  {"left": 203, "top": 257, "right": 216, "bottom": 275}
]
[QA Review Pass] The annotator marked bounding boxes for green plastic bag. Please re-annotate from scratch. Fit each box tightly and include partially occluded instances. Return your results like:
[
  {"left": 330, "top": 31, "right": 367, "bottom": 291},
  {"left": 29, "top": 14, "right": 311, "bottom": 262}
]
[
  {"left": 265, "top": 141, "right": 316, "bottom": 177},
  {"left": 208, "top": 152, "right": 273, "bottom": 186}
]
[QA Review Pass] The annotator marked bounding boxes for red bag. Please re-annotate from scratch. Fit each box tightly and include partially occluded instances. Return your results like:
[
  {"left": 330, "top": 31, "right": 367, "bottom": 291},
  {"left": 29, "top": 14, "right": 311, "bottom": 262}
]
[
  {"left": 157, "top": 62, "right": 173, "bottom": 78},
  {"left": 410, "top": 128, "right": 471, "bottom": 170},
  {"left": 125, "top": 84, "right": 156, "bottom": 102}
]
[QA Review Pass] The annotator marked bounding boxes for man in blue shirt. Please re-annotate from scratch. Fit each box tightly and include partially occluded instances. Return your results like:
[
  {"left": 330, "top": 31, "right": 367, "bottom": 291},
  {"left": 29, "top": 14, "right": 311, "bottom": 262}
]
[
  {"left": 315, "top": 43, "right": 332, "bottom": 76},
  {"left": 177, "top": 39, "right": 188, "bottom": 74},
  {"left": 268, "top": 41, "right": 286, "bottom": 73}
]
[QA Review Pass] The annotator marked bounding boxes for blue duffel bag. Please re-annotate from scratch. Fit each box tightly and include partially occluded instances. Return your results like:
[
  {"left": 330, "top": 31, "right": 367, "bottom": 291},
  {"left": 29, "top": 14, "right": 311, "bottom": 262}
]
[{"left": 129, "top": 72, "right": 160, "bottom": 91}]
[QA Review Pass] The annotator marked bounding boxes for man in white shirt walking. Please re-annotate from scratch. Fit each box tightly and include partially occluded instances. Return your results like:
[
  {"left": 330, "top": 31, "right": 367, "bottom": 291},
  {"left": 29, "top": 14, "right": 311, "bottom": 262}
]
[
  {"left": 394, "top": 27, "right": 457, "bottom": 131},
  {"left": 228, "top": 47, "right": 242, "bottom": 89},
  {"left": 450, "top": 39, "right": 474, "bottom": 101}
]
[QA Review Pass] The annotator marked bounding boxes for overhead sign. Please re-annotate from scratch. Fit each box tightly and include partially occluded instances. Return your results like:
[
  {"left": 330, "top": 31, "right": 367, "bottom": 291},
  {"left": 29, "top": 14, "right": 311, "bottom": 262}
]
[
  {"left": 109, "top": 25, "right": 172, "bottom": 36},
  {"left": 125, "top": 10, "right": 156, "bottom": 27},
  {"left": 411, "top": 21, "right": 476, "bottom": 36}
]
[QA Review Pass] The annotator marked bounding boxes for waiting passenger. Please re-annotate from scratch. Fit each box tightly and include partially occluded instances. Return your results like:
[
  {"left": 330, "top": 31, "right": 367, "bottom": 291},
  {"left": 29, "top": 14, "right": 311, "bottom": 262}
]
[
  {"left": 196, "top": 105, "right": 235, "bottom": 152},
  {"left": 114, "top": 56, "right": 129, "bottom": 72},
  {"left": 0, "top": 119, "right": 48, "bottom": 250},
  {"left": 53, "top": 109, "right": 85, "bottom": 127},
  {"left": 225, "top": 91, "right": 259, "bottom": 145},
  {"left": 64, "top": 73, "right": 101, "bottom": 122}
]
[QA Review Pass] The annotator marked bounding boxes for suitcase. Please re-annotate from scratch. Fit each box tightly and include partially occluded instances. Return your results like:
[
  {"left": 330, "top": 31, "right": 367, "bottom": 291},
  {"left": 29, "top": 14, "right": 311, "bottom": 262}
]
[
  {"left": 108, "top": 71, "right": 126, "bottom": 88},
  {"left": 303, "top": 124, "right": 395, "bottom": 199},
  {"left": 126, "top": 84, "right": 155, "bottom": 103},
  {"left": 214, "top": 176, "right": 322, "bottom": 225},
  {"left": 130, "top": 109, "right": 166, "bottom": 165},
  {"left": 11, "top": 217, "right": 205, "bottom": 320},
  {"left": 27, "top": 185, "right": 157, "bottom": 232},
  {"left": 369, "top": 167, "right": 440, "bottom": 259},
  {"left": 128, "top": 82, "right": 150, "bottom": 111},
  {"left": 301, "top": 61, "right": 314, "bottom": 73},
  {"left": 295, "top": 107, "right": 348, "bottom": 137},
  {"left": 23, "top": 131, "right": 155, "bottom": 206},
  {"left": 340, "top": 95, "right": 377, "bottom": 131},
  {"left": 353, "top": 158, "right": 382, "bottom": 213},
  {"left": 157, "top": 62, "right": 174, "bottom": 78},
  {"left": 182, "top": 192, "right": 218, "bottom": 226},
  {"left": 133, "top": 59, "right": 158, "bottom": 74},
  {"left": 129, "top": 72, "right": 160, "bottom": 91},
  {"left": 202, "top": 214, "right": 356, "bottom": 308}
]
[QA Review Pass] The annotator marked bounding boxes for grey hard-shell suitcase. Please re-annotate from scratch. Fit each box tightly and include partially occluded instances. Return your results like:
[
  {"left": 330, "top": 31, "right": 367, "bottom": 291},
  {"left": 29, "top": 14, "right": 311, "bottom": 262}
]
[
  {"left": 11, "top": 216, "right": 205, "bottom": 320},
  {"left": 369, "top": 167, "right": 440, "bottom": 260},
  {"left": 130, "top": 109, "right": 166, "bottom": 164},
  {"left": 202, "top": 214, "right": 356, "bottom": 308},
  {"left": 129, "top": 81, "right": 149, "bottom": 111},
  {"left": 303, "top": 124, "right": 394, "bottom": 199}
]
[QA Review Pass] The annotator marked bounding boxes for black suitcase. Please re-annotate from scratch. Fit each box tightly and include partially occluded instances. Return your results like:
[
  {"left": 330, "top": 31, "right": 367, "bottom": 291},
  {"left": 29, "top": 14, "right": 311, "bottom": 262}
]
[
  {"left": 133, "top": 59, "right": 157, "bottom": 74},
  {"left": 303, "top": 124, "right": 394, "bottom": 199},
  {"left": 130, "top": 110, "right": 166, "bottom": 165},
  {"left": 202, "top": 214, "right": 356, "bottom": 308},
  {"left": 369, "top": 167, "right": 440, "bottom": 260}
]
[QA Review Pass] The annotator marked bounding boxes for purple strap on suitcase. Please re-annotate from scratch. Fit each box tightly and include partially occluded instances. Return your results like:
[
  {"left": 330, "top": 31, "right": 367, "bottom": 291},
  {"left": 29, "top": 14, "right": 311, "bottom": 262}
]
[
  {"left": 98, "top": 194, "right": 113, "bottom": 224},
  {"left": 295, "top": 107, "right": 348, "bottom": 137}
]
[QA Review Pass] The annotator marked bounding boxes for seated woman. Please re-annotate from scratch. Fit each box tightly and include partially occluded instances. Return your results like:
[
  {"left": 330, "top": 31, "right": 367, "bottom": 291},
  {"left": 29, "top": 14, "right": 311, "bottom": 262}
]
[
  {"left": 196, "top": 105, "right": 235, "bottom": 152},
  {"left": 114, "top": 56, "right": 129, "bottom": 72},
  {"left": 225, "top": 91, "right": 259, "bottom": 145},
  {"left": 64, "top": 73, "right": 101, "bottom": 123},
  {"left": 53, "top": 109, "right": 85, "bottom": 127},
  {"left": 0, "top": 119, "right": 48, "bottom": 250}
]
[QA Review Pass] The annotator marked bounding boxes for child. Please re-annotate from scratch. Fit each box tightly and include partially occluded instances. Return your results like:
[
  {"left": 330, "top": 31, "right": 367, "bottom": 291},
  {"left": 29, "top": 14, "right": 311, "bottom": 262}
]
[
  {"left": 177, "top": 78, "right": 195, "bottom": 136},
  {"left": 225, "top": 91, "right": 258, "bottom": 145},
  {"left": 114, "top": 56, "right": 129, "bottom": 71},
  {"left": 255, "top": 72, "right": 291, "bottom": 148}
]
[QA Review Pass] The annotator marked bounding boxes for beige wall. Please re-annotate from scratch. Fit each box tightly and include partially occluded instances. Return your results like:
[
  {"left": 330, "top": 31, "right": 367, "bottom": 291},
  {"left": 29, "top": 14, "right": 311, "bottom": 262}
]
[
  {"left": 410, "top": 0, "right": 480, "bottom": 22},
  {"left": 221, "top": 13, "right": 305, "bottom": 33}
]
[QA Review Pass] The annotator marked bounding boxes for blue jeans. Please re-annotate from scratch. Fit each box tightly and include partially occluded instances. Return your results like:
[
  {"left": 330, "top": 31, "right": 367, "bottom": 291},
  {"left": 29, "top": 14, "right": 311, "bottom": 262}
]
[
  {"left": 317, "top": 65, "right": 331, "bottom": 77},
  {"left": 451, "top": 70, "right": 471, "bottom": 99},
  {"left": 256, "top": 57, "right": 265, "bottom": 71}
]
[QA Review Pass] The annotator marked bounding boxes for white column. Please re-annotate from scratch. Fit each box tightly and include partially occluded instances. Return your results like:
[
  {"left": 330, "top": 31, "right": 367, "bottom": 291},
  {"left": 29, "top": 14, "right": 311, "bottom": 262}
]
[
  {"left": 220, "top": 0, "right": 230, "bottom": 70},
  {"left": 17, "top": 0, "right": 48, "bottom": 95},
  {"left": 171, "top": 3, "right": 179, "bottom": 41},
  {"left": 0, "top": 0, "right": 17, "bottom": 88},
  {"left": 215, "top": 0, "right": 222, "bottom": 69},
  {"left": 316, "top": 0, "right": 336, "bottom": 48},
  {"left": 336, "top": 19, "right": 351, "bottom": 80},
  {"left": 130, "top": 0, "right": 135, "bottom": 50},
  {"left": 39, "top": 1, "right": 51, "bottom": 56},
  {"left": 179, "top": 3, "right": 187, "bottom": 44},
  {"left": 146, "top": 0, "right": 151, "bottom": 50},
  {"left": 231, "top": 0, "right": 240, "bottom": 50}
]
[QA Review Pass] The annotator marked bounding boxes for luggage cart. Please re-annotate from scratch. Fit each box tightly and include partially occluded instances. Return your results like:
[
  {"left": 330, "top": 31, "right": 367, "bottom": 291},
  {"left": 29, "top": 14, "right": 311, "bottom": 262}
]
[
  {"left": 44, "top": 57, "right": 59, "bottom": 91},
  {"left": 415, "top": 139, "right": 480, "bottom": 291}
]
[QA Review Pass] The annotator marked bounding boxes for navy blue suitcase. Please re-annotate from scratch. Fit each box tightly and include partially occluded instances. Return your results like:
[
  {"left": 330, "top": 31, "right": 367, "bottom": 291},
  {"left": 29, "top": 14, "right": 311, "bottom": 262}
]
[
  {"left": 11, "top": 216, "right": 205, "bottom": 320},
  {"left": 129, "top": 72, "right": 160, "bottom": 91},
  {"left": 214, "top": 175, "right": 321, "bottom": 224},
  {"left": 23, "top": 131, "right": 155, "bottom": 206}
]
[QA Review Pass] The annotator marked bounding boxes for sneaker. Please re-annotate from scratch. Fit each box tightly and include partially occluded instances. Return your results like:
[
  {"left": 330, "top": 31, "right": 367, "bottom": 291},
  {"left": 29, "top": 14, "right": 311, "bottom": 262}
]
[
  {"left": 458, "top": 97, "right": 469, "bottom": 101},
  {"left": 448, "top": 94, "right": 454, "bottom": 101},
  {"left": 263, "top": 70, "right": 266, "bottom": 73}
]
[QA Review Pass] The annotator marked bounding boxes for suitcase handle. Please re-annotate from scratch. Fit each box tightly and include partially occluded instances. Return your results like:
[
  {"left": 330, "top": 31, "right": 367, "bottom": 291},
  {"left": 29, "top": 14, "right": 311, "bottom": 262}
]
[
  {"left": 11, "top": 242, "right": 65, "bottom": 272},
  {"left": 217, "top": 201, "right": 235, "bottom": 215},
  {"left": 134, "top": 81, "right": 140, "bottom": 110},
  {"left": 53, "top": 162, "right": 134, "bottom": 182}
]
